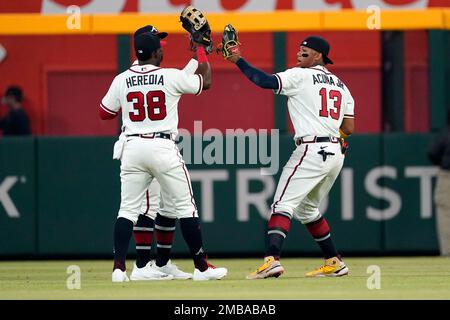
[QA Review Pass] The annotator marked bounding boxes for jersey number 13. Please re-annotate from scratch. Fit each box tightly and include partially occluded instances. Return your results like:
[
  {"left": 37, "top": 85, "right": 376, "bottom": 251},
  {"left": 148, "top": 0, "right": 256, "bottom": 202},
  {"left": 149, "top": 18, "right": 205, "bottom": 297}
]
[
  {"left": 127, "top": 90, "right": 167, "bottom": 122},
  {"left": 318, "top": 88, "right": 342, "bottom": 120}
]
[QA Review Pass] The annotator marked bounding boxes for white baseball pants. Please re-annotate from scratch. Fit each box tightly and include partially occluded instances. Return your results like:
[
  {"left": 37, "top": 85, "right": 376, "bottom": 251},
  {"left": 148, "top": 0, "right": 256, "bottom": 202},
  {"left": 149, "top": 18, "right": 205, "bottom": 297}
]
[
  {"left": 118, "top": 137, "right": 198, "bottom": 224},
  {"left": 139, "top": 179, "right": 160, "bottom": 220},
  {"left": 271, "top": 140, "right": 344, "bottom": 224},
  {"left": 139, "top": 178, "right": 178, "bottom": 220}
]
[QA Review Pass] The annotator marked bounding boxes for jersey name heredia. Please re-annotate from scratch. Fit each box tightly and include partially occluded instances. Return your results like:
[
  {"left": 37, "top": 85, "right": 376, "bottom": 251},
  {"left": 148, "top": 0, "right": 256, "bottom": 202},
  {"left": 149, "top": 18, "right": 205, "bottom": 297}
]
[{"left": 126, "top": 74, "right": 165, "bottom": 88}]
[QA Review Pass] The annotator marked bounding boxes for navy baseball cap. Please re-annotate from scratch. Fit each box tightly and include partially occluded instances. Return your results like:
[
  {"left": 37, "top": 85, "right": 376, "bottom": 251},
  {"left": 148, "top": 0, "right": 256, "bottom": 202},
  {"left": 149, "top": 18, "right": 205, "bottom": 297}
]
[
  {"left": 134, "top": 33, "right": 161, "bottom": 61},
  {"left": 134, "top": 25, "right": 168, "bottom": 40},
  {"left": 5, "top": 86, "right": 23, "bottom": 102},
  {"left": 301, "top": 36, "right": 333, "bottom": 65}
]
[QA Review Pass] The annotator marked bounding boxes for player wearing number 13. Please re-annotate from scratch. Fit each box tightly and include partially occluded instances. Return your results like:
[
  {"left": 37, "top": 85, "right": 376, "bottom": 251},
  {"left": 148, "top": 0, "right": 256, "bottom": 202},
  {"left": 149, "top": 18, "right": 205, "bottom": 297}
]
[
  {"left": 223, "top": 32, "right": 355, "bottom": 278},
  {"left": 101, "top": 32, "right": 227, "bottom": 282}
]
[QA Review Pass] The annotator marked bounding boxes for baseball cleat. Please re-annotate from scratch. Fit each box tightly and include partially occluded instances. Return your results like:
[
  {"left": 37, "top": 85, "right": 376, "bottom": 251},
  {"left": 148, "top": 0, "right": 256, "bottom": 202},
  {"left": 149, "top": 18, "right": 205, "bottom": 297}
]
[
  {"left": 305, "top": 256, "right": 349, "bottom": 277},
  {"left": 130, "top": 262, "right": 174, "bottom": 281},
  {"left": 193, "top": 263, "right": 228, "bottom": 281},
  {"left": 112, "top": 269, "right": 129, "bottom": 283},
  {"left": 153, "top": 260, "right": 193, "bottom": 280},
  {"left": 246, "top": 256, "right": 285, "bottom": 280}
]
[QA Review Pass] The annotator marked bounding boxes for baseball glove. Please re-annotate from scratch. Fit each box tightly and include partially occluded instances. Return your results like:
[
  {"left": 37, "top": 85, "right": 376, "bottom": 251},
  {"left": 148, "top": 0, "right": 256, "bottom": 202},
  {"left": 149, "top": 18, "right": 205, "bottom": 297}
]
[
  {"left": 219, "top": 24, "right": 240, "bottom": 59},
  {"left": 180, "top": 6, "right": 213, "bottom": 53},
  {"left": 339, "top": 138, "right": 349, "bottom": 155}
]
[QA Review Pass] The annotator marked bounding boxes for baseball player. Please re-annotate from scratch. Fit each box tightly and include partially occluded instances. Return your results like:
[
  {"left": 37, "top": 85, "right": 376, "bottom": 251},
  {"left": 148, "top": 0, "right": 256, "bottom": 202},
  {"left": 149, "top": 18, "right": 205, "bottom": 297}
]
[
  {"left": 124, "top": 25, "right": 197, "bottom": 281},
  {"left": 101, "top": 31, "right": 227, "bottom": 282},
  {"left": 223, "top": 33, "right": 354, "bottom": 279}
]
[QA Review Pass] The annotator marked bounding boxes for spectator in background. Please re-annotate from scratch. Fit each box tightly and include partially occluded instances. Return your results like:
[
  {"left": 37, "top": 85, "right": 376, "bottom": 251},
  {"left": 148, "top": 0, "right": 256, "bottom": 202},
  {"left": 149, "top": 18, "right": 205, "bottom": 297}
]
[
  {"left": 0, "top": 86, "right": 31, "bottom": 136},
  {"left": 428, "top": 110, "right": 450, "bottom": 256}
]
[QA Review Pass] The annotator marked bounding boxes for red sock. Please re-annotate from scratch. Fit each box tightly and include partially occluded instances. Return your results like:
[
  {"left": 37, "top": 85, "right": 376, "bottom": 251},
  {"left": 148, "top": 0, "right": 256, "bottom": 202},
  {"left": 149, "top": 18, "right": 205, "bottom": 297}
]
[
  {"left": 265, "top": 212, "right": 291, "bottom": 259},
  {"left": 133, "top": 215, "right": 154, "bottom": 268},
  {"left": 305, "top": 217, "right": 338, "bottom": 259}
]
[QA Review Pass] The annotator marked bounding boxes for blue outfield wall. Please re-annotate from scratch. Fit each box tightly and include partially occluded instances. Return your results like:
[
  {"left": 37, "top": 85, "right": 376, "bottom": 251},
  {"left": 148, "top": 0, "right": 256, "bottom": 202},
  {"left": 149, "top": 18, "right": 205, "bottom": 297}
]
[{"left": 0, "top": 133, "right": 440, "bottom": 256}]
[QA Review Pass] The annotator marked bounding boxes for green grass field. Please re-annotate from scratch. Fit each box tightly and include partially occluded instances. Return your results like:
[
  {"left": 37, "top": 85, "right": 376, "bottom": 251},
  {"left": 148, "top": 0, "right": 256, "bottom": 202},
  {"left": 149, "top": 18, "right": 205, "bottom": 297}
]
[{"left": 1, "top": 257, "right": 449, "bottom": 300}]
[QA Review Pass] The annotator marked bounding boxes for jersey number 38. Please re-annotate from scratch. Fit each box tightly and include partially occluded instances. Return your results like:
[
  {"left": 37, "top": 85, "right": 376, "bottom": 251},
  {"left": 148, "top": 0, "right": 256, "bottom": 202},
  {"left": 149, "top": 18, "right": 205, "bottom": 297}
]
[{"left": 127, "top": 90, "right": 167, "bottom": 122}]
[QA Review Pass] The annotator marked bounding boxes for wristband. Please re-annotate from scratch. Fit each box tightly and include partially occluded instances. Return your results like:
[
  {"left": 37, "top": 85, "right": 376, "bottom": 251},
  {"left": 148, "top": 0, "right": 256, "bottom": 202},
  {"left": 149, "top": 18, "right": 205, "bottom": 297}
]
[{"left": 196, "top": 47, "right": 208, "bottom": 63}]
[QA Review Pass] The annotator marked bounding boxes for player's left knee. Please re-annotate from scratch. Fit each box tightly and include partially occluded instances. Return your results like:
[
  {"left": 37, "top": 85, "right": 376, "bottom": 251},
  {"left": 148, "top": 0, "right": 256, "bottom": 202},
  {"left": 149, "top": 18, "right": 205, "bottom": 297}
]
[
  {"left": 297, "top": 211, "right": 321, "bottom": 225},
  {"left": 271, "top": 203, "right": 294, "bottom": 217}
]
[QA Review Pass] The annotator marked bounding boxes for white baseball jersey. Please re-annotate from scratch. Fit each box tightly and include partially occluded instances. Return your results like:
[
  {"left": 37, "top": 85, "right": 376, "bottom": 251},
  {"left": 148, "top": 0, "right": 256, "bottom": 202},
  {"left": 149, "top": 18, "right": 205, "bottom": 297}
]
[
  {"left": 274, "top": 65, "right": 354, "bottom": 139},
  {"left": 101, "top": 62, "right": 203, "bottom": 136},
  {"left": 105, "top": 60, "right": 202, "bottom": 224},
  {"left": 269, "top": 65, "right": 355, "bottom": 224},
  {"left": 180, "top": 58, "right": 199, "bottom": 75},
  {"left": 134, "top": 59, "right": 198, "bottom": 219}
]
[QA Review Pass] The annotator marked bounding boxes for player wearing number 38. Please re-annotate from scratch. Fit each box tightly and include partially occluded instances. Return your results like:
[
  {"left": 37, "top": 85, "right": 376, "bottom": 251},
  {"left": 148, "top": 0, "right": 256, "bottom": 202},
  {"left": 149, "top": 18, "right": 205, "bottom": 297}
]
[
  {"left": 100, "top": 29, "right": 227, "bottom": 282},
  {"left": 222, "top": 29, "right": 355, "bottom": 279}
]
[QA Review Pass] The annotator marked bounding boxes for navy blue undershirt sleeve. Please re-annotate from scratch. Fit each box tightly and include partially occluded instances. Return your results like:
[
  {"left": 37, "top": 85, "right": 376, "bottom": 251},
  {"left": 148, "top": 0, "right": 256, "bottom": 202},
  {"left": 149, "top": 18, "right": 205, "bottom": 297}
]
[{"left": 236, "top": 58, "right": 279, "bottom": 90}]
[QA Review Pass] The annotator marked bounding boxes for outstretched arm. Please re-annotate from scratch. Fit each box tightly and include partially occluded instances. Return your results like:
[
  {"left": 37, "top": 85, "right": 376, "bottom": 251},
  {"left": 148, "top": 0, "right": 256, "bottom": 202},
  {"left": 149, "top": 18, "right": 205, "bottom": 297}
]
[
  {"left": 180, "top": 5, "right": 212, "bottom": 90},
  {"left": 234, "top": 57, "right": 279, "bottom": 90},
  {"left": 194, "top": 46, "right": 211, "bottom": 90},
  {"left": 222, "top": 25, "right": 278, "bottom": 90},
  {"left": 182, "top": 58, "right": 198, "bottom": 75}
]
